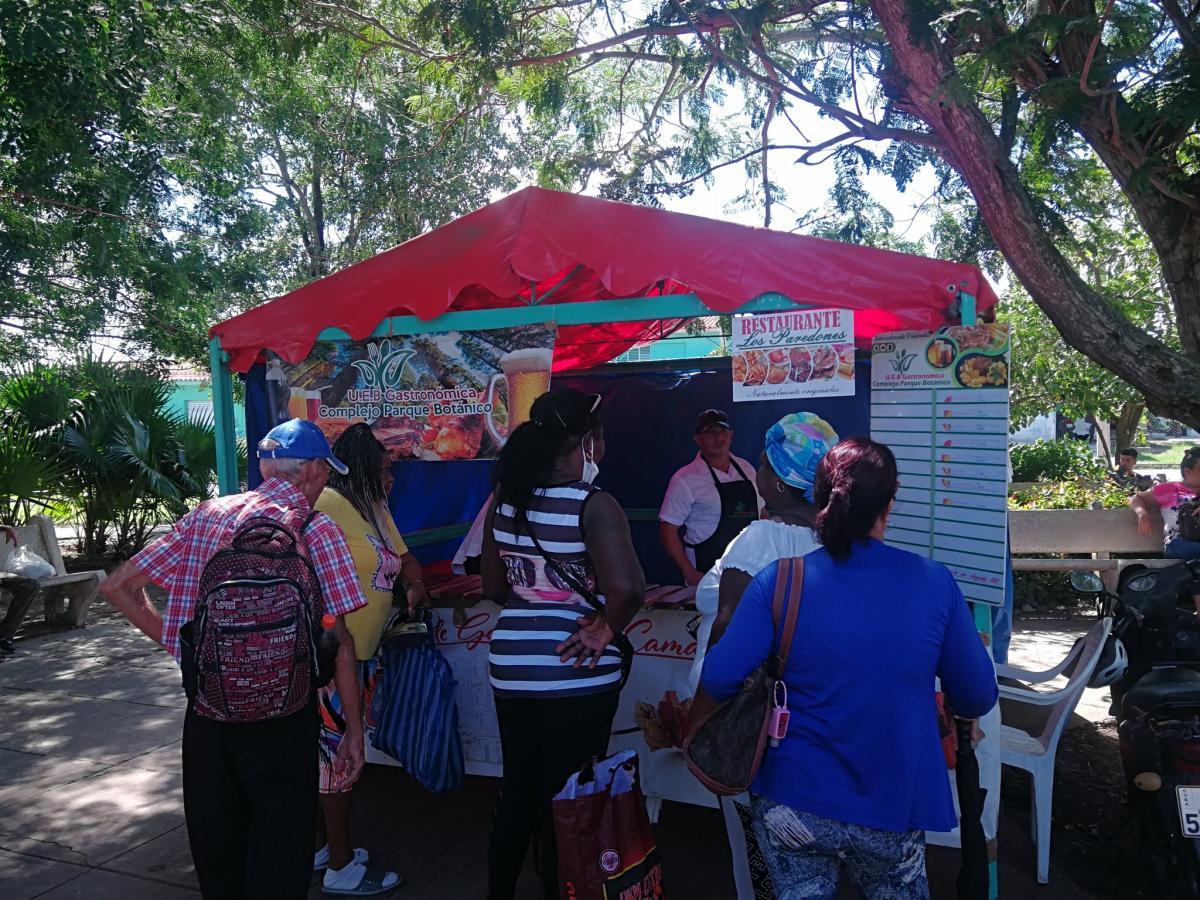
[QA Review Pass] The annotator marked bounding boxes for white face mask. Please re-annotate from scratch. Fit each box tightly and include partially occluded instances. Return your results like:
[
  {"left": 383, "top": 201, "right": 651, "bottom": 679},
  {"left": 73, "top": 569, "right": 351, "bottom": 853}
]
[{"left": 582, "top": 435, "right": 600, "bottom": 484}]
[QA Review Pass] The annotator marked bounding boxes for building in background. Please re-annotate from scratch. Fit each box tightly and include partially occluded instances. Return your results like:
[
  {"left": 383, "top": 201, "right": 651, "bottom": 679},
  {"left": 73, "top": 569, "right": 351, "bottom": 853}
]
[
  {"left": 164, "top": 365, "right": 246, "bottom": 438},
  {"left": 611, "top": 318, "right": 726, "bottom": 364}
]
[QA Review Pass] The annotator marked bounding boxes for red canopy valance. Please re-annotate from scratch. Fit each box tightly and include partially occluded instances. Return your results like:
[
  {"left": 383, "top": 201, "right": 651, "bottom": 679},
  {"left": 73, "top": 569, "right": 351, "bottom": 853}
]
[{"left": 211, "top": 187, "right": 998, "bottom": 373}]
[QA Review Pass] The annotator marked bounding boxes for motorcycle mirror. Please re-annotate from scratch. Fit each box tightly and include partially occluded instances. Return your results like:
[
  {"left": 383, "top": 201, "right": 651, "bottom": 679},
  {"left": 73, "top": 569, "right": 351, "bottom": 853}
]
[{"left": 1070, "top": 571, "right": 1105, "bottom": 594}]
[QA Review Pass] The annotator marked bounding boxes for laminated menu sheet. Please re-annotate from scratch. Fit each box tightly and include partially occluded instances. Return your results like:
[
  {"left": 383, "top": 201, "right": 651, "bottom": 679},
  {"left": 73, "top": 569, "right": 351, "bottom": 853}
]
[{"left": 870, "top": 325, "right": 1010, "bottom": 606}]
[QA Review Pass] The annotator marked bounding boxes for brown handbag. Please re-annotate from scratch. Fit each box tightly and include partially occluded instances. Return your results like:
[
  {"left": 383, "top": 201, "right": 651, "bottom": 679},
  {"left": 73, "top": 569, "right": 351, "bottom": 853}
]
[{"left": 682, "top": 557, "right": 804, "bottom": 796}]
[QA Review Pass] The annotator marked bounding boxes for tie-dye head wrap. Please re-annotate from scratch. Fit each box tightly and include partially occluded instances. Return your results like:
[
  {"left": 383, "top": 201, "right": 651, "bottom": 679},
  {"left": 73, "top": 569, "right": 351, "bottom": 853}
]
[{"left": 764, "top": 412, "right": 839, "bottom": 500}]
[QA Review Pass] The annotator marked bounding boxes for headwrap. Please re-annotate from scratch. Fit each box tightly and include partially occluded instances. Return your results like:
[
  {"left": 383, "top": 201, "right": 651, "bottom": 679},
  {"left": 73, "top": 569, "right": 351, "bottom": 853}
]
[{"left": 764, "top": 412, "right": 839, "bottom": 500}]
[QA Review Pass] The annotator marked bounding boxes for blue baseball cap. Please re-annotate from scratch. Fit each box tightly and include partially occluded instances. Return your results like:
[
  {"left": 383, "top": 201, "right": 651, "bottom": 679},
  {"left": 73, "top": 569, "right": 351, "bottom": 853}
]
[{"left": 258, "top": 419, "right": 349, "bottom": 474}]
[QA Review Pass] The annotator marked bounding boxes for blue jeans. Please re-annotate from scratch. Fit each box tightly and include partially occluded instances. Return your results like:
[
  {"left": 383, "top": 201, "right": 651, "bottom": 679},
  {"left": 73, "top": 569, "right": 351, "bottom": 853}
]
[
  {"left": 750, "top": 795, "right": 929, "bottom": 899},
  {"left": 1166, "top": 536, "right": 1200, "bottom": 560}
]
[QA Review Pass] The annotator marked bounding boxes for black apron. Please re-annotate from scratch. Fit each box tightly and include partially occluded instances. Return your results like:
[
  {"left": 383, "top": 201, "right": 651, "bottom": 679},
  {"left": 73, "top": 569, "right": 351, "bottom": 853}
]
[{"left": 682, "top": 458, "right": 758, "bottom": 573}]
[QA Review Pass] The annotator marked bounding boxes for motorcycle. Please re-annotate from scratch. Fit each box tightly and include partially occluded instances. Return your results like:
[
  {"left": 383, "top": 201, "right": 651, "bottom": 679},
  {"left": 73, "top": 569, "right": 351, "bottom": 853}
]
[{"left": 1072, "top": 564, "right": 1200, "bottom": 897}]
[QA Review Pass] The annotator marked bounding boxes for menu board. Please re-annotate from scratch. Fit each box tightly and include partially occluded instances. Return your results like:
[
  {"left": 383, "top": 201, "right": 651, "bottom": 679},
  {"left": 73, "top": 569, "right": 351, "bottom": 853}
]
[
  {"left": 729, "top": 308, "right": 855, "bottom": 401},
  {"left": 869, "top": 324, "right": 1010, "bottom": 606}
]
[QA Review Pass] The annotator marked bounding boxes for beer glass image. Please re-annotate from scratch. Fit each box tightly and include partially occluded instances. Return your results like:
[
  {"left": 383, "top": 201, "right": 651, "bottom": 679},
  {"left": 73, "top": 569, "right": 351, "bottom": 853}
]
[{"left": 485, "top": 348, "right": 553, "bottom": 446}]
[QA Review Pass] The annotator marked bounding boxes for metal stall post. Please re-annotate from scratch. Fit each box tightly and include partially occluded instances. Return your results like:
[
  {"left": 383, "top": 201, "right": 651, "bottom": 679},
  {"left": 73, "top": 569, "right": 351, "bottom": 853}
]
[
  {"left": 959, "top": 291, "right": 1001, "bottom": 900},
  {"left": 208, "top": 336, "right": 239, "bottom": 496}
]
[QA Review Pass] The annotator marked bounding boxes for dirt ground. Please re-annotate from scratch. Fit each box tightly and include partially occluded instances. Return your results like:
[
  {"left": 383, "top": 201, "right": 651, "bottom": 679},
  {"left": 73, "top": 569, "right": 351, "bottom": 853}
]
[
  {"left": 1000, "top": 609, "right": 1169, "bottom": 899},
  {"left": 1000, "top": 716, "right": 1155, "bottom": 898}
]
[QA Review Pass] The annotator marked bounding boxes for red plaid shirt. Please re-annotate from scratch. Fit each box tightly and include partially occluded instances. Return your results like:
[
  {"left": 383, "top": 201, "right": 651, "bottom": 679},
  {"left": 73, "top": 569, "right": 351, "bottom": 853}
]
[{"left": 132, "top": 477, "right": 368, "bottom": 661}]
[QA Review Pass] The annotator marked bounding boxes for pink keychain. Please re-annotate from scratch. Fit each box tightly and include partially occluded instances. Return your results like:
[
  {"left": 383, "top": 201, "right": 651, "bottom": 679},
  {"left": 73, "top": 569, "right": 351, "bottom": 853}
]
[{"left": 769, "top": 681, "right": 790, "bottom": 747}]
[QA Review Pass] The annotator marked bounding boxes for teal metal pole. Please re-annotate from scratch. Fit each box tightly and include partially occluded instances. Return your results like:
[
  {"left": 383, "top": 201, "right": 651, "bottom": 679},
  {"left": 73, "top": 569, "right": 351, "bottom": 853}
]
[
  {"left": 208, "top": 336, "right": 239, "bottom": 496},
  {"left": 962, "top": 286, "right": 996, "bottom": 898},
  {"left": 960, "top": 292, "right": 978, "bottom": 326},
  {"left": 316, "top": 291, "right": 812, "bottom": 342}
]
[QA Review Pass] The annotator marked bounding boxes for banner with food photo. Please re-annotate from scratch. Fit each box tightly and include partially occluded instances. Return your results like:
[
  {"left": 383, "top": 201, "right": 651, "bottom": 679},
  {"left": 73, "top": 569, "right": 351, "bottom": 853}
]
[
  {"left": 871, "top": 322, "right": 1009, "bottom": 392},
  {"left": 729, "top": 308, "right": 855, "bottom": 402},
  {"left": 263, "top": 324, "right": 557, "bottom": 461}
]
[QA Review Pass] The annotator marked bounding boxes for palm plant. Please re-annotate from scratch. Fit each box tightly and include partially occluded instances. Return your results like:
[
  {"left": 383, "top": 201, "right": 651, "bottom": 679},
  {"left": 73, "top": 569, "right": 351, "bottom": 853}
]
[
  {"left": 61, "top": 361, "right": 204, "bottom": 558},
  {"left": 0, "top": 364, "right": 75, "bottom": 526},
  {"left": 0, "top": 417, "right": 67, "bottom": 525}
]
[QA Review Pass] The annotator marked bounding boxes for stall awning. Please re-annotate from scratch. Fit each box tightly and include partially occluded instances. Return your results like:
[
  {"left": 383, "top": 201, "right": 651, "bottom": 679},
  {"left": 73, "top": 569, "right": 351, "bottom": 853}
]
[{"left": 211, "top": 186, "right": 998, "bottom": 373}]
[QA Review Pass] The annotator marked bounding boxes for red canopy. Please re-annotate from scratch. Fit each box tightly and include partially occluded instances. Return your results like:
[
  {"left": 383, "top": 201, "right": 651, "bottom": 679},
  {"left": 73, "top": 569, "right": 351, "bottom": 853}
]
[{"left": 211, "top": 186, "right": 998, "bottom": 373}]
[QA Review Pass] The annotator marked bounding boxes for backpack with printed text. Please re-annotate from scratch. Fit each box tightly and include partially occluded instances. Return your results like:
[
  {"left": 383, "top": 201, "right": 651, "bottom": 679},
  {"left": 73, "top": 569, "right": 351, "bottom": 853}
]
[{"left": 182, "top": 512, "right": 325, "bottom": 722}]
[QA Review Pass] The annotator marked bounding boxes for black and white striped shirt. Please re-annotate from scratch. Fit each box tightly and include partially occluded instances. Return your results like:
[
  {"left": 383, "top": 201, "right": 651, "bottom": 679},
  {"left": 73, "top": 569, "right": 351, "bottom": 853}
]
[{"left": 489, "top": 482, "right": 622, "bottom": 698}]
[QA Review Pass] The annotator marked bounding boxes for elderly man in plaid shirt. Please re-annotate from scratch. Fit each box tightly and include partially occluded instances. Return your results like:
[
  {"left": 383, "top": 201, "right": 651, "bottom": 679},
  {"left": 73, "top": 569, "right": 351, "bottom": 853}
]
[{"left": 102, "top": 419, "right": 370, "bottom": 900}]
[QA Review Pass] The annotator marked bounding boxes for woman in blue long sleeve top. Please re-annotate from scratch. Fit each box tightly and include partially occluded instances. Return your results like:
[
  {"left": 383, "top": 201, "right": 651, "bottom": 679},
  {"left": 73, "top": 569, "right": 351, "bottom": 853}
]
[{"left": 701, "top": 437, "right": 997, "bottom": 899}]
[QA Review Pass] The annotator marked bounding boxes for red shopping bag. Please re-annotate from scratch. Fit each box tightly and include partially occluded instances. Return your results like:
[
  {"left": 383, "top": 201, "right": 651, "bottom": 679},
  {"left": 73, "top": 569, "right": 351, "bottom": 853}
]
[{"left": 552, "top": 749, "right": 665, "bottom": 900}]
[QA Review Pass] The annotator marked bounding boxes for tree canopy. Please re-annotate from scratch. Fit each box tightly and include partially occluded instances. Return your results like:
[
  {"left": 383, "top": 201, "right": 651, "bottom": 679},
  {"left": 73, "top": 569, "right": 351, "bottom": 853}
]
[
  {"left": 3, "top": 0, "right": 1198, "bottom": 435},
  {"left": 299, "top": 0, "right": 1200, "bottom": 425},
  {"left": 0, "top": 0, "right": 527, "bottom": 366}
]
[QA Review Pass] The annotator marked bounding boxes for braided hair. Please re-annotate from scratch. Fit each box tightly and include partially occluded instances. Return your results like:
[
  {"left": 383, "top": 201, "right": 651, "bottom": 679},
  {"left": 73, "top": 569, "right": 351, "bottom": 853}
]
[
  {"left": 327, "top": 423, "right": 391, "bottom": 540},
  {"left": 493, "top": 389, "right": 602, "bottom": 511}
]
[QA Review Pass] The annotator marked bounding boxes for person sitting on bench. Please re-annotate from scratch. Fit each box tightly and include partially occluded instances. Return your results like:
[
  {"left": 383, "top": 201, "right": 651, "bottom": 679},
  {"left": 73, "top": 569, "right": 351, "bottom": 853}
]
[
  {"left": 0, "top": 526, "right": 39, "bottom": 654},
  {"left": 1131, "top": 447, "right": 1200, "bottom": 559}
]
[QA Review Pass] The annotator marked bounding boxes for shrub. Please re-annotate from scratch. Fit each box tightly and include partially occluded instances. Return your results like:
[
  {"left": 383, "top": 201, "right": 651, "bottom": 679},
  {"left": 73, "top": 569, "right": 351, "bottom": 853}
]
[
  {"left": 1009, "top": 478, "right": 1130, "bottom": 510},
  {"left": 1010, "top": 438, "right": 1107, "bottom": 482}
]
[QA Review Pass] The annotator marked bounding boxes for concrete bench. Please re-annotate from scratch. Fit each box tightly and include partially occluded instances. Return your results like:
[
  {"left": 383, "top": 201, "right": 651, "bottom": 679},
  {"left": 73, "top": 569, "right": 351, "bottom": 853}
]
[
  {"left": 0, "top": 515, "right": 106, "bottom": 628},
  {"left": 1009, "top": 508, "right": 1171, "bottom": 591}
]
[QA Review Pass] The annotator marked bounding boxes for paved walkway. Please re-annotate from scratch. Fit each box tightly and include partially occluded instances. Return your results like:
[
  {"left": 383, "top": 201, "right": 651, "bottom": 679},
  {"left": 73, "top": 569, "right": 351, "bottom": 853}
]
[{"left": 0, "top": 605, "right": 1099, "bottom": 899}]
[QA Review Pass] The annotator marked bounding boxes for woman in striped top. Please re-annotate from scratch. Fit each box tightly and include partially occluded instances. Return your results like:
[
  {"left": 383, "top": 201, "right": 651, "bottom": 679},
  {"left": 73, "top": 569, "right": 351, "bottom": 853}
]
[{"left": 481, "top": 388, "right": 645, "bottom": 900}]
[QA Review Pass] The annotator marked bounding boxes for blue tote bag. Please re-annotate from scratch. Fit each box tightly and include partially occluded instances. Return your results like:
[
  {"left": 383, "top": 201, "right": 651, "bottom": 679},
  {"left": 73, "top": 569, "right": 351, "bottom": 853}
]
[{"left": 370, "top": 610, "right": 464, "bottom": 794}]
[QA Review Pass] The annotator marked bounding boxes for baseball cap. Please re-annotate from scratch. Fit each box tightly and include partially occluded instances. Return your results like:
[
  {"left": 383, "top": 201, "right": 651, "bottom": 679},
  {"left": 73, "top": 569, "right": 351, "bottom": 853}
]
[
  {"left": 695, "top": 409, "right": 733, "bottom": 433},
  {"left": 258, "top": 419, "right": 349, "bottom": 474}
]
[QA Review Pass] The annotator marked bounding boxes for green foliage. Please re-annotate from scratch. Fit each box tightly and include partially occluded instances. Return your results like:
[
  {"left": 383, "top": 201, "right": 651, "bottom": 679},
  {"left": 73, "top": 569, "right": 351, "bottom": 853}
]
[
  {"left": 1010, "top": 438, "right": 1107, "bottom": 482},
  {"left": 1013, "top": 571, "right": 1082, "bottom": 611},
  {"left": 1009, "top": 478, "right": 1130, "bottom": 511},
  {"left": 0, "top": 358, "right": 226, "bottom": 558},
  {"left": 0, "top": 0, "right": 529, "bottom": 366},
  {"left": 0, "top": 420, "right": 68, "bottom": 525}
]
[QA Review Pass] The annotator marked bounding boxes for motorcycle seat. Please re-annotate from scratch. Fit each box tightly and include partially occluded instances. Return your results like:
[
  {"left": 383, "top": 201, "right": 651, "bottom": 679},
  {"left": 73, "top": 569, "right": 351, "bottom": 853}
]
[{"left": 1121, "top": 668, "right": 1200, "bottom": 717}]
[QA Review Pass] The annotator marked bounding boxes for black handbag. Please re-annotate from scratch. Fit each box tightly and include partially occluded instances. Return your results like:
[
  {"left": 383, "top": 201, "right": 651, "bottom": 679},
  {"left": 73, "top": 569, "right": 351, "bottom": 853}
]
[
  {"left": 1177, "top": 499, "right": 1200, "bottom": 542},
  {"left": 683, "top": 557, "right": 803, "bottom": 796}
]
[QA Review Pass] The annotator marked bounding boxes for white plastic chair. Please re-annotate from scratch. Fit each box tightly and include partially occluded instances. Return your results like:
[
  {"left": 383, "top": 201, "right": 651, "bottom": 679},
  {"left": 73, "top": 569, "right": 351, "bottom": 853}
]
[{"left": 997, "top": 616, "right": 1112, "bottom": 884}]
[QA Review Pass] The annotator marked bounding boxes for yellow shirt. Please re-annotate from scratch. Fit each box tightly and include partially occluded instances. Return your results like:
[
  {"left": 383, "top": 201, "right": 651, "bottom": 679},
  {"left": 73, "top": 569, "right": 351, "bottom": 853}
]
[{"left": 315, "top": 488, "right": 409, "bottom": 660}]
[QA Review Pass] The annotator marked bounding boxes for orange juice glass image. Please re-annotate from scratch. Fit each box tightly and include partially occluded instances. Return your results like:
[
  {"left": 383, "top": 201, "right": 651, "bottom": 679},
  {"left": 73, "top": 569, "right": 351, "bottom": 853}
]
[
  {"left": 485, "top": 349, "right": 553, "bottom": 446},
  {"left": 287, "top": 387, "right": 309, "bottom": 420},
  {"left": 288, "top": 388, "right": 322, "bottom": 421}
]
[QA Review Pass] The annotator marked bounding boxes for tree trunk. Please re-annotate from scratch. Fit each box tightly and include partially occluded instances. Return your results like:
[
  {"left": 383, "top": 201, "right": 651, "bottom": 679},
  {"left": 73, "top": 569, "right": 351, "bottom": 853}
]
[
  {"left": 871, "top": 0, "right": 1200, "bottom": 429},
  {"left": 1114, "top": 401, "right": 1145, "bottom": 455}
]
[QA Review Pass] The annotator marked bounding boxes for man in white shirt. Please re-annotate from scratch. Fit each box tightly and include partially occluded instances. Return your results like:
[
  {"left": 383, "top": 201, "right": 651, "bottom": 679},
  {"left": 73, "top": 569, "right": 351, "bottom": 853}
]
[{"left": 659, "top": 410, "right": 762, "bottom": 585}]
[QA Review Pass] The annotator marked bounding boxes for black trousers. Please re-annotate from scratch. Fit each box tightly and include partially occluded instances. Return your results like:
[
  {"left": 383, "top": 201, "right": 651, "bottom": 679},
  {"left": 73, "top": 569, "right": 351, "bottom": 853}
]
[
  {"left": 487, "top": 689, "right": 620, "bottom": 900},
  {"left": 0, "top": 576, "right": 38, "bottom": 640},
  {"left": 182, "top": 701, "right": 318, "bottom": 900}
]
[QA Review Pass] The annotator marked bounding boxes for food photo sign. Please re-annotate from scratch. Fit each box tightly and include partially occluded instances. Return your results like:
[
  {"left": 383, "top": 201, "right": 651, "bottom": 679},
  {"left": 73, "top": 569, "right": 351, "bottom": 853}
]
[
  {"left": 729, "top": 308, "right": 856, "bottom": 401},
  {"left": 869, "top": 323, "right": 1010, "bottom": 606},
  {"left": 264, "top": 324, "right": 557, "bottom": 461}
]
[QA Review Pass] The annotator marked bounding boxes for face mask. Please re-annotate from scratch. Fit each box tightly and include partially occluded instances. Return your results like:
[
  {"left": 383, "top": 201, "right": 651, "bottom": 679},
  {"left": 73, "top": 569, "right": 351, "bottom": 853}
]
[{"left": 582, "top": 435, "right": 600, "bottom": 484}]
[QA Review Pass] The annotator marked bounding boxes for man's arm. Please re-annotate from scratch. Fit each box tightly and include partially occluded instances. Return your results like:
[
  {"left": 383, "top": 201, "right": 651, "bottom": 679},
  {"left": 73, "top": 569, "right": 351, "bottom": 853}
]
[
  {"left": 2, "top": 526, "right": 18, "bottom": 547},
  {"left": 659, "top": 475, "right": 703, "bottom": 586},
  {"left": 100, "top": 562, "right": 165, "bottom": 645},
  {"left": 659, "top": 522, "right": 702, "bottom": 587}
]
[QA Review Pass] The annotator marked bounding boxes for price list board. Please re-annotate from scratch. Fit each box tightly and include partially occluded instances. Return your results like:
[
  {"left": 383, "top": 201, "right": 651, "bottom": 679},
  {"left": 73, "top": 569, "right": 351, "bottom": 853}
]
[{"left": 869, "top": 325, "right": 1010, "bottom": 606}]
